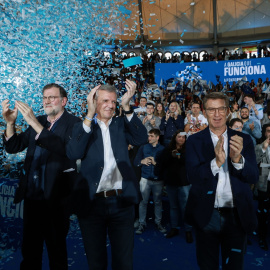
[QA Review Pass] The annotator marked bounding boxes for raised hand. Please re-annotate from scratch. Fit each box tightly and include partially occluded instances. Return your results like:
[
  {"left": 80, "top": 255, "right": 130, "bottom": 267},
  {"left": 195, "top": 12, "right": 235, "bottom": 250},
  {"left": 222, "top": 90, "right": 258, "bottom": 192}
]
[
  {"left": 86, "top": 84, "right": 101, "bottom": 118},
  {"left": 2, "top": 99, "right": 18, "bottom": 125},
  {"left": 262, "top": 137, "right": 270, "bottom": 151},
  {"left": 215, "top": 136, "right": 226, "bottom": 168},
  {"left": 229, "top": 135, "right": 243, "bottom": 163},
  {"left": 165, "top": 110, "right": 170, "bottom": 121},
  {"left": 249, "top": 122, "right": 254, "bottom": 131},
  {"left": 122, "top": 79, "right": 136, "bottom": 111},
  {"left": 16, "top": 101, "right": 43, "bottom": 134}
]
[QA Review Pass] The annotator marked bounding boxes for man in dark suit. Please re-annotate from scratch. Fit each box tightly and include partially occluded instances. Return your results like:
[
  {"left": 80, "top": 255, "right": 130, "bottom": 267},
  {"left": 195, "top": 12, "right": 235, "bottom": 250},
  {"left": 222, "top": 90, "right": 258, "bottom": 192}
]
[
  {"left": 2, "top": 83, "right": 80, "bottom": 270},
  {"left": 66, "top": 80, "right": 148, "bottom": 270},
  {"left": 185, "top": 92, "right": 259, "bottom": 270}
]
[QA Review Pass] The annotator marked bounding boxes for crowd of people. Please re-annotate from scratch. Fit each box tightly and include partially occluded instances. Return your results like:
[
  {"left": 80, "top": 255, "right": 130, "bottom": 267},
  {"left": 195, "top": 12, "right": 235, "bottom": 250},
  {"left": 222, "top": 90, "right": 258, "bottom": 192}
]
[
  {"left": 128, "top": 79, "right": 270, "bottom": 251},
  {"left": 1, "top": 57, "right": 270, "bottom": 269}
]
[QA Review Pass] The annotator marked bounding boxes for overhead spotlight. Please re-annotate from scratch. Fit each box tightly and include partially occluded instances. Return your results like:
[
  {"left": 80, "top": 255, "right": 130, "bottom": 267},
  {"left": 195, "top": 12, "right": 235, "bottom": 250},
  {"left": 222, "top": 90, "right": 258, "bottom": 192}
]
[{"left": 190, "top": 2, "right": 195, "bottom": 5}]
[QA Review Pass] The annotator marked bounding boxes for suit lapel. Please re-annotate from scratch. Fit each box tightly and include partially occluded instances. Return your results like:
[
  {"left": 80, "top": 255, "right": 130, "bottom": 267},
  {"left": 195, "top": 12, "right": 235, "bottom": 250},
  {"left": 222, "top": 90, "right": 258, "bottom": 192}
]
[
  {"left": 109, "top": 118, "right": 119, "bottom": 154},
  {"left": 203, "top": 127, "right": 216, "bottom": 161},
  {"left": 93, "top": 122, "right": 104, "bottom": 156},
  {"left": 50, "top": 110, "right": 68, "bottom": 135}
]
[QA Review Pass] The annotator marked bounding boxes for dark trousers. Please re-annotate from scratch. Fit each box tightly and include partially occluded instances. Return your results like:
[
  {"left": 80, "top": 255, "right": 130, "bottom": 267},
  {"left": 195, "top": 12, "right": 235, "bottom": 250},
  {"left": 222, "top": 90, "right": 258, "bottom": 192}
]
[
  {"left": 20, "top": 199, "right": 69, "bottom": 270},
  {"left": 78, "top": 196, "right": 134, "bottom": 270},
  {"left": 257, "top": 182, "right": 270, "bottom": 239},
  {"left": 196, "top": 208, "right": 246, "bottom": 270}
]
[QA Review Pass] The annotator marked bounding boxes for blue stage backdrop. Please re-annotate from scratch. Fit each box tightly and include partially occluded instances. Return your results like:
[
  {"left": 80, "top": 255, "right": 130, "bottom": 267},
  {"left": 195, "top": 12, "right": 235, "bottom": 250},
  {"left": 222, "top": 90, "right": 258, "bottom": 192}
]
[{"left": 155, "top": 58, "right": 270, "bottom": 86}]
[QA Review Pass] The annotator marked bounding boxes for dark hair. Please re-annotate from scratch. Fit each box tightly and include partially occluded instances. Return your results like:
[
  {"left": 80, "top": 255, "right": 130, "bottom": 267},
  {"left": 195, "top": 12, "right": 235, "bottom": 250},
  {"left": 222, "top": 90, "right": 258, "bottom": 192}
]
[
  {"left": 261, "top": 123, "right": 270, "bottom": 142},
  {"left": 229, "top": 100, "right": 237, "bottom": 112},
  {"left": 148, "top": 128, "right": 160, "bottom": 137},
  {"left": 228, "top": 118, "right": 243, "bottom": 128},
  {"left": 168, "top": 129, "right": 186, "bottom": 151},
  {"left": 146, "top": 102, "right": 155, "bottom": 108},
  {"left": 243, "top": 94, "right": 255, "bottom": 101},
  {"left": 42, "top": 83, "right": 67, "bottom": 98},
  {"left": 191, "top": 101, "right": 200, "bottom": 108},
  {"left": 140, "top": 97, "right": 147, "bottom": 101},
  {"left": 202, "top": 92, "right": 229, "bottom": 110},
  {"left": 240, "top": 107, "right": 249, "bottom": 113},
  {"left": 154, "top": 102, "right": 166, "bottom": 117}
]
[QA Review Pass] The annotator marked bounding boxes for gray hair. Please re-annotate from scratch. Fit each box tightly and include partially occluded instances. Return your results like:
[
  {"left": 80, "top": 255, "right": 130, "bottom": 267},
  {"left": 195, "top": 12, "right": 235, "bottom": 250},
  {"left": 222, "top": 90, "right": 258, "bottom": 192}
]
[
  {"left": 95, "top": 84, "right": 117, "bottom": 100},
  {"left": 202, "top": 92, "right": 229, "bottom": 110}
]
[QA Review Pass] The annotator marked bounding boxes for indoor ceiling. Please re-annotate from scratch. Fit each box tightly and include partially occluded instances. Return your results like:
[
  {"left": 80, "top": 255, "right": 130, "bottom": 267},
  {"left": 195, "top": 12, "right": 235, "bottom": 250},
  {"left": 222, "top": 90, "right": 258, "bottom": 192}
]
[{"left": 113, "top": 0, "right": 270, "bottom": 48}]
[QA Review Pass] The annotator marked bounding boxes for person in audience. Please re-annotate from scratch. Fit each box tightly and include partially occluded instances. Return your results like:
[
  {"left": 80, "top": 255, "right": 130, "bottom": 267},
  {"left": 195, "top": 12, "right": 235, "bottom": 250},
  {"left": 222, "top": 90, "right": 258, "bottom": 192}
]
[
  {"left": 154, "top": 102, "right": 166, "bottom": 119},
  {"left": 184, "top": 102, "right": 208, "bottom": 136},
  {"left": 160, "top": 101, "right": 184, "bottom": 146},
  {"left": 240, "top": 107, "right": 262, "bottom": 145},
  {"left": 261, "top": 101, "right": 270, "bottom": 126},
  {"left": 134, "top": 97, "right": 147, "bottom": 116},
  {"left": 255, "top": 123, "right": 270, "bottom": 251},
  {"left": 243, "top": 94, "right": 263, "bottom": 128},
  {"left": 140, "top": 103, "right": 161, "bottom": 132},
  {"left": 159, "top": 130, "right": 193, "bottom": 243},
  {"left": 134, "top": 129, "right": 166, "bottom": 235},
  {"left": 227, "top": 100, "right": 241, "bottom": 123}
]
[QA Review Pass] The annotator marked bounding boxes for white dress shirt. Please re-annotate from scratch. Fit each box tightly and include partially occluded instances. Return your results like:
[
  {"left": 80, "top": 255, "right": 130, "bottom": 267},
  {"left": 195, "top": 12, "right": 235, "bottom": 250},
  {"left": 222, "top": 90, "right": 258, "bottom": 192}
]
[
  {"left": 83, "top": 115, "right": 133, "bottom": 192},
  {"left": 210, "top": 128, "right": 244, "bottom": 208}
]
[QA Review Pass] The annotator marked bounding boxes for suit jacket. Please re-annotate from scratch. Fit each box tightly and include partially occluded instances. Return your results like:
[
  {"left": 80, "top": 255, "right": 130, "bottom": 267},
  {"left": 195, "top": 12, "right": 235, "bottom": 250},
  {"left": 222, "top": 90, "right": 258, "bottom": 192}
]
[
  {"left": 255, "top": 143, "right": 270, "bottom": 192},
  {"left": 3, "top": 110, "right": 81, "bottom": 204},
  {"left": 66, "top": 114, "right": 148, "bottom": 215},
  {"left": 185, "top": 127, "right": 259, "bottom": 233}
]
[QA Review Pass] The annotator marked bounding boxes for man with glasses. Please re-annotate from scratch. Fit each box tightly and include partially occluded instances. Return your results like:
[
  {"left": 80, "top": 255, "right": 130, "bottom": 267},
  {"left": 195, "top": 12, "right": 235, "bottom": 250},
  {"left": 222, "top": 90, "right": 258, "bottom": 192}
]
[
  {"left": 2, "top": 83, "right": 80, "bottom": 270},
  {"left": 140, "top": 103, "right": 161, "bottom": 132},
  {"left": 185, "top": 92, "right": 258, "bottom": 270}
]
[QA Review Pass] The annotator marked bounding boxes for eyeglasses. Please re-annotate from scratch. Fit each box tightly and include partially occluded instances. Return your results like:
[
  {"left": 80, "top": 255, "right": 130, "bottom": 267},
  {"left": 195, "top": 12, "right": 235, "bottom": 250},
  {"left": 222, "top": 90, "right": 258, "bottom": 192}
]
[
  {"left": 43, "top": 96, "right": 60, "bottom": 102},
  {"left": 205, "top": 106, "right": 227, "bottom": 114}
]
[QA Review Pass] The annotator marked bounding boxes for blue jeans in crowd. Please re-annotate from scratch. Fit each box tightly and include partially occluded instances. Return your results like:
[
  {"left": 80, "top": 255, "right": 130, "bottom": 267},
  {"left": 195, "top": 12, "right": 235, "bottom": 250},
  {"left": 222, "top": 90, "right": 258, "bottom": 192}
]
[
  {"left": 139, "top": 178, "right": 164, "bottom": 225},
  {"left": 166, "top": 184, "right": 192, "bottom": 231}
]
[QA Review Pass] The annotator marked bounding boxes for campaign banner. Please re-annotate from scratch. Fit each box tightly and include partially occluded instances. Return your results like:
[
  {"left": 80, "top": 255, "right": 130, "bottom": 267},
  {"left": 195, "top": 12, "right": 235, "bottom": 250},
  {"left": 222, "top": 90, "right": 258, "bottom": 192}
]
[
  {"left": 0, "top": 178, "right": 23, "bottom": 259},
  {"left": 155, "top": 57, "right": 270, "bottom": 86}
]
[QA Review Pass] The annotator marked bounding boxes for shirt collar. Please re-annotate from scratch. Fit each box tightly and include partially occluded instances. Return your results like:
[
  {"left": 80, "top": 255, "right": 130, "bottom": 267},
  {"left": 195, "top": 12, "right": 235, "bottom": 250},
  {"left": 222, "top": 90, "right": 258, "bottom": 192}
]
[
  {"left": 47, "top": 110, "right": 64, "bottom": 125},
  {"left": 209, "top": 127, "right": 228, "bottom": 139},
  {"left": 96, "top": 117, "right": 112, "bottom": 128}
]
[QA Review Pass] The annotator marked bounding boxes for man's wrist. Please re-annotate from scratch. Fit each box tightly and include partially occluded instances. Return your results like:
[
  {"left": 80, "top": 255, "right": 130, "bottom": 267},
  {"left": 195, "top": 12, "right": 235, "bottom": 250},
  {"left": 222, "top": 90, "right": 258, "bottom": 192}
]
[
  {"left": 232, "top": 155, "right": 242, "bottom": 163},
  {"left": 86, "top": 112, "right": 95, "bottom": 119},
  {"left": 122, "top": 105, "right": 130, "bottom": 111}
]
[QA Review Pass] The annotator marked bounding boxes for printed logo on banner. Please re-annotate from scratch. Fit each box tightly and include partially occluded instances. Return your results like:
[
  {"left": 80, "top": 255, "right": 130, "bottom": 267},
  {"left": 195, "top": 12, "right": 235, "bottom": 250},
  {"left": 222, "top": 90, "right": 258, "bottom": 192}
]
[
  {"left": 0, "top": 178, "right": 23, "bottom": 260},
  {"left": 0, "top": 180, "right": 23, "bottom": 219},
  {"left": 223, "top": 60, "right": 267, "bottom": 83},
  {"left": 155, "top": 58, "right": 270, "bottom": 86}
]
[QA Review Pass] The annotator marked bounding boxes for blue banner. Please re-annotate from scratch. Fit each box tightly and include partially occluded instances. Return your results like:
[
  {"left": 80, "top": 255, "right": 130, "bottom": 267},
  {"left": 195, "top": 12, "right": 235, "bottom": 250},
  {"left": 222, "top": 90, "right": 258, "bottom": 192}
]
[
  {"left": 0, "top": 178, "right": 23, "bottom": 259},
  {"left": 155, "top": 58, "right": 270, "bottom": 86}
]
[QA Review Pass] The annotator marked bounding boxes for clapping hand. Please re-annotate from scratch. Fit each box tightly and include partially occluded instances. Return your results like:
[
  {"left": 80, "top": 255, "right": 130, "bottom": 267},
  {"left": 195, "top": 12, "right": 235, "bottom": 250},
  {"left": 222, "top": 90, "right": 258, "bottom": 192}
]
[
  {"left": 2, "top": 99, "right": 18, "bottom": 125},
  {"left": 215, "top": 136, "right": 226, "bottom": 168},
  {"left": 87, "top": 84, "right": 101, "bottom": 118},
  {"left": 122, "top": 79, "right": 136, "bottom": 112},
  {"left": 229, "top": 135, "right": 243, "bottom": 163}
]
